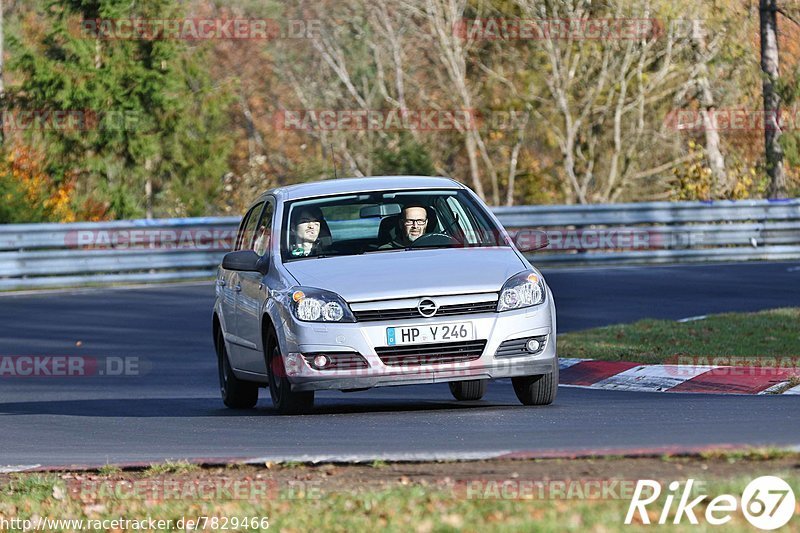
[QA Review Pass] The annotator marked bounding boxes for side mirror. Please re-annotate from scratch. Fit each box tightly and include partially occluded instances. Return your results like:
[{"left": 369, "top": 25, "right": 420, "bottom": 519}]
[
  {"left": 513, "top": 229, "right": 549, "bottom": 253},
  {"left": 222, "top": 250, "right": 269, "bottom": 275}
]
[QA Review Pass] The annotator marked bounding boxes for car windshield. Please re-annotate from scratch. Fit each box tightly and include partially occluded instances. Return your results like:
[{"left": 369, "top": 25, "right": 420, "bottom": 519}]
[{"left": 280, "top": 189, "right": 508, "bottom": 261}]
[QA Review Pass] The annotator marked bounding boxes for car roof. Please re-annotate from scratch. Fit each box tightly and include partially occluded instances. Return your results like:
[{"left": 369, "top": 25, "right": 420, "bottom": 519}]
[{"left": 264, "top": 176, "right": 464, "bottom": 202}]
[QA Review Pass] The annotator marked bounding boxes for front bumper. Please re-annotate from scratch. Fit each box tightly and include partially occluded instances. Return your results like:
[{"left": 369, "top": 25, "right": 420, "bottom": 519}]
[{"left": 280, "top": 302, "right": 557, "bottom": 392}]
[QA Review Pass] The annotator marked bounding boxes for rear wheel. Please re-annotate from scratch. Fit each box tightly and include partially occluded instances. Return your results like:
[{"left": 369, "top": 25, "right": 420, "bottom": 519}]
[
  {"left": 448, "top": 379, "right": 487, "bottom": 401},
  {"left": 217, "top": 330, "right": 258, "bottom": 409},
  {"left": 512, "top": 363, "right": 558, "bottom": 406},
  {"left": 266, "top": 329, "right": 314, "bottom": 415}
]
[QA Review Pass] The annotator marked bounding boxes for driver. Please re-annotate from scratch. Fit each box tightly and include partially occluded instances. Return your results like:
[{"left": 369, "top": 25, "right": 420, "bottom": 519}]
[{"left": 380, "top": 205, "right": 429, "bottom": 249}]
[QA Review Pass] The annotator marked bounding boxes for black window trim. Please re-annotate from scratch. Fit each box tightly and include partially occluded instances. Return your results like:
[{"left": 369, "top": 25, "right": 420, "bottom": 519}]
[
  {"left": 235, "top": 200, "right": 266, "bottom": 252},
  {"left": 252, "top": 196, "right": 276, "bottom": 257}
]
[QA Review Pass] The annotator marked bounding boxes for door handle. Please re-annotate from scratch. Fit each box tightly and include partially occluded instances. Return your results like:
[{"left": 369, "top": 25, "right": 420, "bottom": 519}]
[{"left": 233, "top": 284, "right": 242, "bottom": 293}]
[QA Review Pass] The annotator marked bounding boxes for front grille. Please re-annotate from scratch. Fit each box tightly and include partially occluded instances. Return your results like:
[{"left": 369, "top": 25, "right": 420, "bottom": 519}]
[
  {"left": 495, "top": 335, "right": 547, "bottom": 358},
  {"left": 354, "top": 300, "right": 497, "bottom": 322},
  {"left": 375, "top": 340, "right": 487, "bottom": 366}
]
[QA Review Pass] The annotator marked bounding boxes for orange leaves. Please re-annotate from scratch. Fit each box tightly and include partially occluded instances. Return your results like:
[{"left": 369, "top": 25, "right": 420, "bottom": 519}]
[{"left": 1, "top": 143, "right": 77, "bottom": 223}]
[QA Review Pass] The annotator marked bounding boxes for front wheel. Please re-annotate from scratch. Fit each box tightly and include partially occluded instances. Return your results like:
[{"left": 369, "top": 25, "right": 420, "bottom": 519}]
[
  {"left": 266, "top": 329, "right": 315, "bottom": 415},
  {"left": 448, "top": 379, "right": 487, "bottom": 401},
  {"left": 217, "top": 331, "right": 258, "bottom": 409},
  {"left": 512, "top": 363, "right": 558, "bottom": 406}
]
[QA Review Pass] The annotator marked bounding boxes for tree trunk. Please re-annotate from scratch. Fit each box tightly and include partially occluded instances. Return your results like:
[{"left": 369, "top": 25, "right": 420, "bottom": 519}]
[
  {"left": 505, "top": 112, "right": 529, "bottom": 206},
  {"left": 239, "top": 93, "right": 264, "bottom": 161},
  {"left": 95, "top": 38, "right": 102, "bottom": 69},
  {"left": 691, "top": 20, "right": 728, "bottom": 197},
  {"left": 562, "top": 129, "right": 587, "bottom": 205},
  {"left": 760, "top": 0, "right": 786, "bottom": 198},
  {"left": 145, "top": 158, "right": 154, "bottom": 220},
  {"left": 701, "top": 107, "right": 727, "bottom": 197},
  {"left": 145, "top": 178, "right": 153, "bottom": 219},
  {"left": 0, "top": 0, "right": 5, "bottom": 148},
  {"left": 465, "top": 132, "right": 485, "bottom": 199}
]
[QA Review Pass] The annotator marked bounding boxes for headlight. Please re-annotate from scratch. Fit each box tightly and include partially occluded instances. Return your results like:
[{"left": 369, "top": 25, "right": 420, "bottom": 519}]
[
  {"left": 497, "top": 271, "right": 546, "bottom": 312},
  {"left": 289, "top": 287, "right": 356, "bottom": 323}
]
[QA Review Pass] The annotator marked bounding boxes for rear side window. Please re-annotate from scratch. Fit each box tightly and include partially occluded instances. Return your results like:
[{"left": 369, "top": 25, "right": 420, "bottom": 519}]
[
  {"left": 236, "top": 202, "right": 265, "bottom": 251},
  {"left": 253, "top": 200, "right": 275, "bottom": 256}
]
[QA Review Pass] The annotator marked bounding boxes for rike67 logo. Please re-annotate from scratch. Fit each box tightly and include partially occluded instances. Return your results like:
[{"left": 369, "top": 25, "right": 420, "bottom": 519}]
[{"left": 625, "top": 476, "right": 795, "bottom": 530}]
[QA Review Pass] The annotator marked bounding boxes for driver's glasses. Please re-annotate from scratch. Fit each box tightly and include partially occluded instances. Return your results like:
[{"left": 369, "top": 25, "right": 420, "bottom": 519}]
[
  {"left": 403, "top": 219, "right": 427, "bottom": 227},
  {"left": 298, "top": 218, "right": 320, "bottom": 226}
]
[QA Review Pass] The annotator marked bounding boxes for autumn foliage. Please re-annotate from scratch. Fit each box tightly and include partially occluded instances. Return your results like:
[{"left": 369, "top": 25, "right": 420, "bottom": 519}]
[
  {"left": 1, "top": 0, "right": 799, "bottom": 223},
  {"left": 0, "top": 144, "right": 79, "bottom": 223}
]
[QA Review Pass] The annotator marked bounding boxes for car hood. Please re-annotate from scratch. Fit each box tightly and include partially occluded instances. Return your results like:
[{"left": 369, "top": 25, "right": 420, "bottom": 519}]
[{"left": 283, "top": 247, "right": 527, "bottom": 302}]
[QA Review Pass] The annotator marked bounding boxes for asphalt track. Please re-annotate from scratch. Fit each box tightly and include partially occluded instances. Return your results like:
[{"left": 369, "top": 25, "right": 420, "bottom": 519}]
[{"left": 1, "top": 261, "right": 799, "bottom": 468}]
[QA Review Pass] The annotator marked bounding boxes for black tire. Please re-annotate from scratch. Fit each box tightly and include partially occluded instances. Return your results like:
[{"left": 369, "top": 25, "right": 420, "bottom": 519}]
[
  {"left": 448, "top": 379, "right": 488, "bottom": 401},
  {"left": 512, "top": 363, "right": 558, "bottom": 406},
  {"left": 266, "top": 329, "right": 314, "bottom": 415},
  {"left": 216, "top": 330, "right": 258, "bottom": 409}
]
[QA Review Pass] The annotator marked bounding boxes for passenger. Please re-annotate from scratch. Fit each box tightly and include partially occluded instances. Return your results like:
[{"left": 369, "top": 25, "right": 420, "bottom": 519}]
[
  {"left": 380, "top": 205, "right": 429, "bottom": 249},
  {"left": 289, "top": 206, "right": 326, "bottom": 257},
  {"left": 253, "top": 224, "right": 270, "bottom": 256}
]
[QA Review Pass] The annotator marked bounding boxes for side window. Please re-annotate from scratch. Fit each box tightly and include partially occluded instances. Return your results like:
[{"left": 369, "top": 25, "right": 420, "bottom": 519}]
[
  {"left": 446, "top": 196, "right": 476, "bottom": 243},
  {"left": 253, "top": 200, "right": 275, "bottom": 256},
  {"left": 236, "top": 202, "right": 265, "bottom": 251}
]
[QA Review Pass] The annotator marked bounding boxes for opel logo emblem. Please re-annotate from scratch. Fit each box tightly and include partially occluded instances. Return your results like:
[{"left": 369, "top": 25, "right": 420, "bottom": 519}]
[{"left": 417, "top": 298, "right": 438, "bottom": 318}]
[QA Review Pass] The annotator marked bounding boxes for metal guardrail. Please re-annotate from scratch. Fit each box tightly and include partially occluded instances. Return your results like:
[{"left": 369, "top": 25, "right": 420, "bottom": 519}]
[
  {"left": 494, "top": 198, "right": 800, "bottom": 265},
  {"left": 0, "top": 217, "right": 240, "bottom": 290},
  {"left": 0, "top": 199, "right": 799, "bottom": 290}
]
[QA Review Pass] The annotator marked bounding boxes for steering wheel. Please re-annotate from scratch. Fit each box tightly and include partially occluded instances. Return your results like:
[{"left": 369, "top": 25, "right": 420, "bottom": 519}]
[{"left": 409, "top": 232, "right": 459, "bottom": 248}]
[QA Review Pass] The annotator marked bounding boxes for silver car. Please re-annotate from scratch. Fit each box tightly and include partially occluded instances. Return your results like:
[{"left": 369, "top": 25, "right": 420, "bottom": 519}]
[{"left": 212, "top": 176, "right": 557, "bottom": 414}]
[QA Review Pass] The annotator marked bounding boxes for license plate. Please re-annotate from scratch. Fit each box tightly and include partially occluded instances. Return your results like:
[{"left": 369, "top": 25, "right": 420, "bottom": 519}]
[{"left": 386, "top": 322, "right": 475, "bottom": 346}]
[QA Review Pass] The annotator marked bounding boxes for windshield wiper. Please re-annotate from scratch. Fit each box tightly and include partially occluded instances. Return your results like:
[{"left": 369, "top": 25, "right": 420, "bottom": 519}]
[
  {"left": 407, "top": 244, "right": 461, "bottom": 251},
  {"left": 284, "top": 252, "right": 344, "bottom": 261},
  {"left": 362, "top": 248, "right": 407, "bottom": 254}
]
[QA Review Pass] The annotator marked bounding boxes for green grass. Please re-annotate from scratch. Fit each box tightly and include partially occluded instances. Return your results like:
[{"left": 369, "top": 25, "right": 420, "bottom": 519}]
[
  {"left": 97, "top": 464, "right": 122, "bottom": 476},
  {"left": 558, "top": 308, "right": 800, "bottom": 365},
  {"left": 4, "top": 474, "right": 60, "bottom": 499},
  {"left": 658, "top": 448, "right": 800, "bottom": 463},
  {"left": 143, "top": 460, "right": 199, "bottom": 476},
  {"left": 696, "top": 448, "right": 797, "bottom": 462},
  {"left": 1, "top": 472, "right": 797, "bottom": 532}
]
